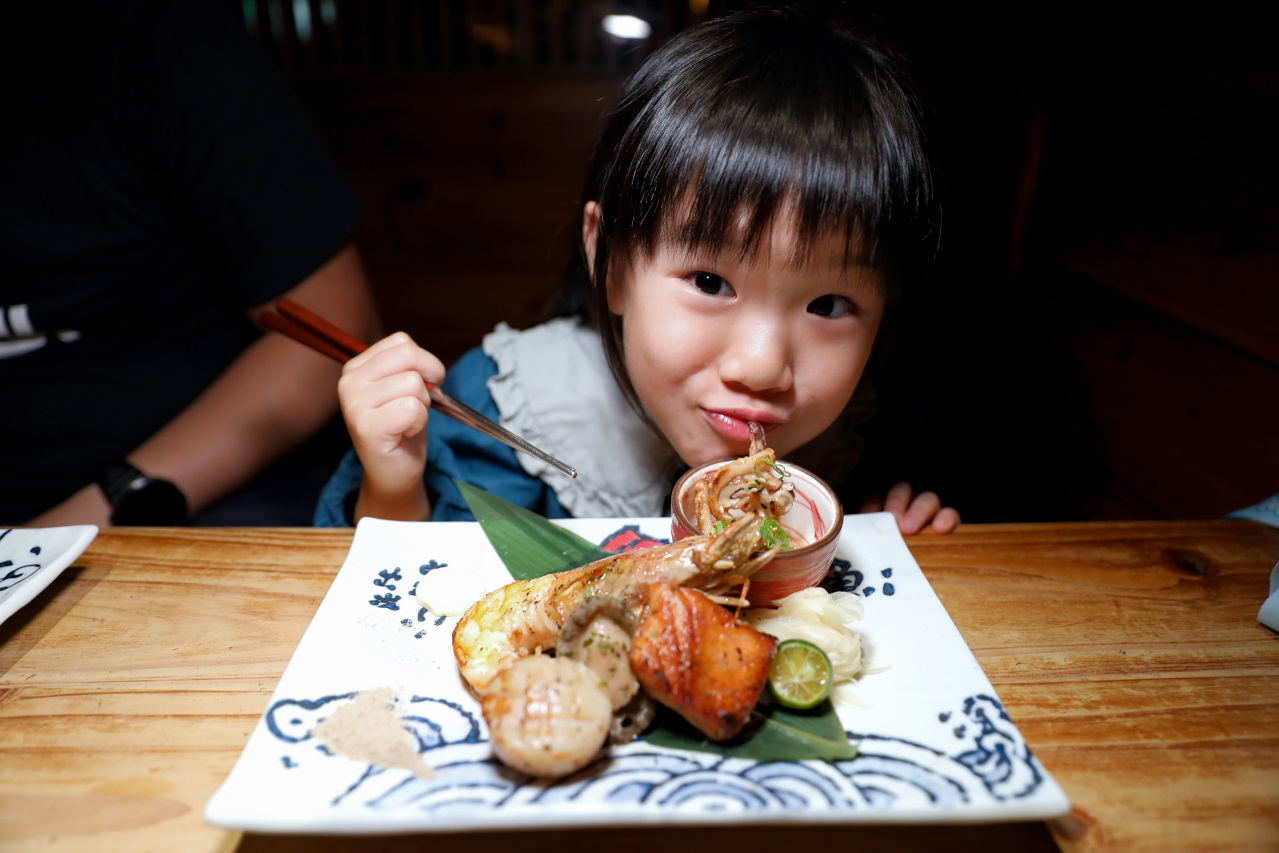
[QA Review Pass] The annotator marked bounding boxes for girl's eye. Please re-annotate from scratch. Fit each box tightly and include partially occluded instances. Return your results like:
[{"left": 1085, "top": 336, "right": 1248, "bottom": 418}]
[
  {"left": 807, "top": 294, "right": 855, "bottom": 318},
  {"left": 690, "top": 271, "right": 733, "bottom": 297}
]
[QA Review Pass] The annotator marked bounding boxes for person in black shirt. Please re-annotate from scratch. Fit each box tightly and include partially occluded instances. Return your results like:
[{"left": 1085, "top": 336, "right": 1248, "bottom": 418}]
[{"left": 0, "top": 0, "right": 380, "bottom": 526}]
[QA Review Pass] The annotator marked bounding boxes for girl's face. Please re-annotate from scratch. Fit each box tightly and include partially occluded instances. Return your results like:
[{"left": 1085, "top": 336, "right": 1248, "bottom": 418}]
[{"left": 604, "top": 208, "right": 885, "bottom": 468}]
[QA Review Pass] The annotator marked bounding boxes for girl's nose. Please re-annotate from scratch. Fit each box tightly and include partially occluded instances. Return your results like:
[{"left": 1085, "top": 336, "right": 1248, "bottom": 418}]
[{"left": 718, "top": 318, "right": 794, "bottom": 393}]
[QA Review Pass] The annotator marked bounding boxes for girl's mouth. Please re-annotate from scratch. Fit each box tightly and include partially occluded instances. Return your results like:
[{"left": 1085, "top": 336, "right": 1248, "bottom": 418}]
[{"left": 702, "top": 409, "right": 782, "bottom": 443}]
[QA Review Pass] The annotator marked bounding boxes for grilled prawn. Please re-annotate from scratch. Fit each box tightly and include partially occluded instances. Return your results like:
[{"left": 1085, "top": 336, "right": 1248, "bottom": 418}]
[
  {"left": 452, "top": 515, "right": 776, "bottom": 693},
  {"left": 692, "top": 422, "right": 794, "bottom": 534}
]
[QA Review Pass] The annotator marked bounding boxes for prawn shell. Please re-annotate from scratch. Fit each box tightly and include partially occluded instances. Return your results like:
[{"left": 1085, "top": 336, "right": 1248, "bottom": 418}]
[{"left": 453, "top": 524, "right": 767, "bottom": 693}]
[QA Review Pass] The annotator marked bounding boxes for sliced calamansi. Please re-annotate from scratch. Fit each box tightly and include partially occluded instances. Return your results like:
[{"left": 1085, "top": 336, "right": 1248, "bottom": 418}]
[{"left": 766, "top": 638, "right": 833, "bottom": 709}]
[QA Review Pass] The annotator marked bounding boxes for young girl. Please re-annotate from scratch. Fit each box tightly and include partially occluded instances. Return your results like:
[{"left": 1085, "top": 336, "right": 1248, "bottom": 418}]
[{"left": 316, "top": 8, "right": 960, "bottom": 535}]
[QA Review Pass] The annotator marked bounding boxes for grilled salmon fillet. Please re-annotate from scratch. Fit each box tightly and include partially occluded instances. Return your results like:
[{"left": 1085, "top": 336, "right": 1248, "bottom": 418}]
[{"left": 628, "top": 582, "right": 777, "bottom": 740}]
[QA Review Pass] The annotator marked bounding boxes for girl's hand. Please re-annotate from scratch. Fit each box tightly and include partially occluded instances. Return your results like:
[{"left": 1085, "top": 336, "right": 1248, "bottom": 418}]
[
  {"left": 861, "top": 481, "right": 960, "bottom": 535},
  {"left": 338, "top": 331, "right": 445, "bottom": 522}
]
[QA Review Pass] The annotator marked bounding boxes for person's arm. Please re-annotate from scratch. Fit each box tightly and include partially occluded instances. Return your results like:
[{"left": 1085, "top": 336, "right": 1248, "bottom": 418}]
[{"left": 28, "top": 244, "right": 380, "bottom": 527}]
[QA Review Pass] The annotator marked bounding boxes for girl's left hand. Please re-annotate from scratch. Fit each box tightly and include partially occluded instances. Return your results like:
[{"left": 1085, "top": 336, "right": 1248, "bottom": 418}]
[{"left": 861, "top": 482, "right": 960, "bottom": 534}]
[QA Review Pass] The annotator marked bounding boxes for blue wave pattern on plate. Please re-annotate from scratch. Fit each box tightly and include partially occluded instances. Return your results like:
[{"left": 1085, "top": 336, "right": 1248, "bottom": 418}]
[
  {"left": 0, "top": 529, "right": 45, "bottom": 594},
  {"left": 0, "top": 525, "right": 98, "bottom": 628},
  {"left": 258, "top": 523, "right": 1052, "bottom": 818},
  {"left": 261, "top": 688, "right": 1043, "bottom": 816}
]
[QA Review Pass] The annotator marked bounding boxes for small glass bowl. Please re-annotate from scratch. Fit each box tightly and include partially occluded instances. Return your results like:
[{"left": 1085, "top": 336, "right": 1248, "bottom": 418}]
[{"left": 670, "top": 458, "right": 843, "bottom": 606}]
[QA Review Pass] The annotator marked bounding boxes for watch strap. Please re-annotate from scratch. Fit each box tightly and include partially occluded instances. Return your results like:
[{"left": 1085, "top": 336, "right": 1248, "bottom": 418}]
[
  {"left": 97, "top": 462, "right": 149, "bottom": 508},
  {"left": 96, "top": 461, "right": 189, "bottom": 525}
]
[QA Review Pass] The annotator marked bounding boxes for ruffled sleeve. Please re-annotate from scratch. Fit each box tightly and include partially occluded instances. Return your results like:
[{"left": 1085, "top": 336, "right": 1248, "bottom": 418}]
[{"left": 483, "top": 318, "right": 682, "bottom": 518}]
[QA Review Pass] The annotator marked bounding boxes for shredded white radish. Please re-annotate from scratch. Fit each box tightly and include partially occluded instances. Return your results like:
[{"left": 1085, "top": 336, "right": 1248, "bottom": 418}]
[
  {"left": 775, "top": 588, "right": 864, "bottom": 628},
  {"left": 743, "top": 587, "right": 865, "bottom": 683}
]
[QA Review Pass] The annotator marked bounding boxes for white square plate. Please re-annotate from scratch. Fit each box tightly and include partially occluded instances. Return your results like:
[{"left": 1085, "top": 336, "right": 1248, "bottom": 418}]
[
  {"left": 206, "top": 514, "right": 1069, "bottom": 833},
  {"left": 0, "top": 525, "right": 98, "bottom": 627}
]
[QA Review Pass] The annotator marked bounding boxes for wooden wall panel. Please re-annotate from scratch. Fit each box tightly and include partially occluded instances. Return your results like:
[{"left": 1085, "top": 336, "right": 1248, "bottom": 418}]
[
  {"left": 289, "top": 72, "right": 628, "bottom": 364},
  {"left": 1021, "top": 11, "right": 1279, "bottom": 522},
  {"left": 1042, "top": 273, "right": 1279, "bottom": 520},
  {"left": 1033, "top": 121, "right": 1279, "bottom": 368}
]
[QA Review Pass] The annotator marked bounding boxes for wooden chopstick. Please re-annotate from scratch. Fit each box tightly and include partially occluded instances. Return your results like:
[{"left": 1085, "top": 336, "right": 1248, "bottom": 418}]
[
  {"left": 260, "top": 311, "right": 355, "bottom": 364},
  {"left": 276, "top": 298, "right": 369, "bottom": 361},
  {"left": 262, "top": 298, "right": 577, "bottom": 479}
]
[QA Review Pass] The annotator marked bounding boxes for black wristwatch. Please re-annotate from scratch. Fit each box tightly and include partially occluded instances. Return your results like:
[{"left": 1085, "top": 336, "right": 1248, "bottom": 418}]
[{"left": 97, "top": 462, "right": 188, "bottom": 526}]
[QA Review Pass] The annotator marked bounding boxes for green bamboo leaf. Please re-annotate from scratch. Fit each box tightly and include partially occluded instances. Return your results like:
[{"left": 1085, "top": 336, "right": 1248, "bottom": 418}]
[
  {"left": 456, "top": 480, "right": 611, "bottom": 580},
  {"left": 642, "top": 702, "right": 857, "bottom": 761}
]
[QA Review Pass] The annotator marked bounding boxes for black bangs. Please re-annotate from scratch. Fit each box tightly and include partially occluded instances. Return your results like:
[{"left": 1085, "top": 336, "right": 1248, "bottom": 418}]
[{"left": 592, "top": 8, "right": 936, "bottom": 289}]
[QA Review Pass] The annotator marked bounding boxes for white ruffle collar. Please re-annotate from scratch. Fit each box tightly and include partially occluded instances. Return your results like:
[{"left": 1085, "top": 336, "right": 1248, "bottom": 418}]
[{"left": 483, "top": 318, "right": 683, "bottom": 518}]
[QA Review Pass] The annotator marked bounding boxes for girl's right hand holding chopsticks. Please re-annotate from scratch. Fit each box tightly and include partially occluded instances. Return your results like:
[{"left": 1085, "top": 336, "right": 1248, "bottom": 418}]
[{"left": 338, "top": 331, "right": 446, "bottom": 522}]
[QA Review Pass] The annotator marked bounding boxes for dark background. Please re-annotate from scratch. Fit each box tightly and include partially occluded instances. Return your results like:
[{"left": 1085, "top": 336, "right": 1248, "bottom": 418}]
[{"left": 229, "top": 0, "right": 1278, "bottom": 523}]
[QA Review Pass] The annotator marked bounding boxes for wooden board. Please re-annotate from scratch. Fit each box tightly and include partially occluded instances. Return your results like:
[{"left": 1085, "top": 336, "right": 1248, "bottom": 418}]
[
  {"left": 909, "top": 521, "right": 1279, "bottom": 851},
  {"left": 1, "top": 521, "right": 1277, "bottom": 852},
  {"left": 0, "top": 528, "right": 353, "bottom": 853}
]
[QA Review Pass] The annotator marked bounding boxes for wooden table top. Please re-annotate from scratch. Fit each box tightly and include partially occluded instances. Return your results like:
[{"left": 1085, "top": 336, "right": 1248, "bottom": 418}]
[{"left": 1, "top": 520, "right": 1276, "bottom": 853}]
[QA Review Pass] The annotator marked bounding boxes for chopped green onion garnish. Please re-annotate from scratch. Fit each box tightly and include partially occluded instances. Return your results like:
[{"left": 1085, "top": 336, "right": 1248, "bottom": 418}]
[
  {"left": 754, "top": 458, "right": 791, "bottom": 479},
  {"left": 760, "top": 518, "right": 792, "bottom": 550}
]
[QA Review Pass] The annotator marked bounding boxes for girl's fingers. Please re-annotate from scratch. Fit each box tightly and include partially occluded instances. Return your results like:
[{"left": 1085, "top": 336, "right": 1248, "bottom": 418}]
[
  {"left": 931, "top": 506, "right": 961, "bottom": 534},
  {"left": 338, "top": 335, "right": 445, "bottom": 446},
  {"left": 342, "top": 332, "right": 446, "bottom": 386},
  {"left": 883, "top": 481, "right": 915, "bottom": 519},
  {"left": 376, "top": 396, "right": 431, "bottom": 442},
  {"left": 899, "top": 490, "right": 941, "bottom": 535},
  {"left": 343, "top": 330, "right": 414, "bottom": 370},
  {"left": 351, "top": 369, "right": 433, "bottom": 414},
  {"left": 351, "top": 395, "right": 430, "bottom": 451},
  {"left": 861, "top": 483, "right": 960, "bottom": 534}
]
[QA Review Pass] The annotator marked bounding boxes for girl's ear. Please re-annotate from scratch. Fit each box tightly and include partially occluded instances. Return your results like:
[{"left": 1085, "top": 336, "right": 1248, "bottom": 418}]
[
  {"left": 582, "top": 201, "right": 601, "bottom": 274},
  {"left": 582, "top": 201, "right": 626, "bottom": 315}
]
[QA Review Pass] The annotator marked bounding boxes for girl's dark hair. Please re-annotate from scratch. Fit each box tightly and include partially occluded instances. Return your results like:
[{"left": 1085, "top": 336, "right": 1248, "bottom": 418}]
[{"left": 551, "top": 6, "right": 938, "bottom": 417}]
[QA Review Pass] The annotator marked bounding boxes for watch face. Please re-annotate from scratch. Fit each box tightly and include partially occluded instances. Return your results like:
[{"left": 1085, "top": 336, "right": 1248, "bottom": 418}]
[{"left": 112, "top": 478, "right": 188, "bottom": 526}]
